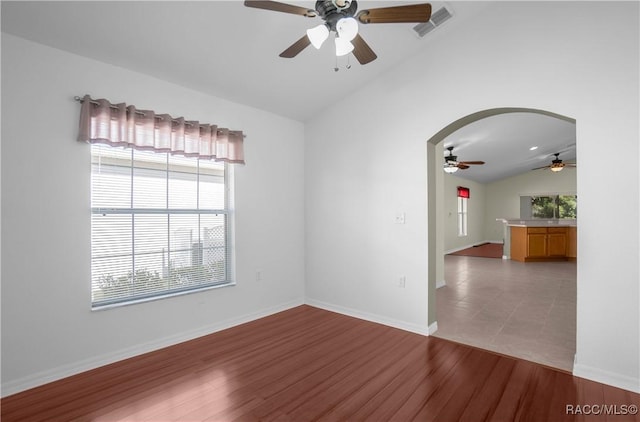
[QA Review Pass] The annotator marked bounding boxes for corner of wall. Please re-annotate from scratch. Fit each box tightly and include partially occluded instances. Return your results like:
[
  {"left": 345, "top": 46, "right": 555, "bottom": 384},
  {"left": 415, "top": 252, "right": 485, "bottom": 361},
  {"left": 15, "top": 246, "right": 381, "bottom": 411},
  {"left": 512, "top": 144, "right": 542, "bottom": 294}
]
[{"left": 305, "top": 299, "right": 431, "bottom": 337}]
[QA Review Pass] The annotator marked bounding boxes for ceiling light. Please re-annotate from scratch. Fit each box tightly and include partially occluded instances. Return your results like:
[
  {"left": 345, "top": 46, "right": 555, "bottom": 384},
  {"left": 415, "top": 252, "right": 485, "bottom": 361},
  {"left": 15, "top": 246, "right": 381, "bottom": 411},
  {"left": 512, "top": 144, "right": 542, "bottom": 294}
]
[
  {"left": 550, "top": 164, "right": 564, "bottom": 172},
  {"left": 336, "top": 17, "right": 358, "bottom": 41},
  {"left": 307, "top": 24, "right": 329, "bottom": 49},
  {"left": 444, "top": 164, "right": 459, "bottom": 173},
  {"left": 335, "top": 36, "right": 354, "bottom": 56},
  {"left": 529, "top": 146, "right": 538, "bottom": 151}
]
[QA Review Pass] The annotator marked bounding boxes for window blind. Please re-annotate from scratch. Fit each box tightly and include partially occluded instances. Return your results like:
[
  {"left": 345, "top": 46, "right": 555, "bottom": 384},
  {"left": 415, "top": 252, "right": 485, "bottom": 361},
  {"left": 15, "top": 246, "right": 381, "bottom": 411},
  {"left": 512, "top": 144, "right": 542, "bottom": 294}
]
[{"left": 91, "top": 144, "right": 231, "bottom": 307}]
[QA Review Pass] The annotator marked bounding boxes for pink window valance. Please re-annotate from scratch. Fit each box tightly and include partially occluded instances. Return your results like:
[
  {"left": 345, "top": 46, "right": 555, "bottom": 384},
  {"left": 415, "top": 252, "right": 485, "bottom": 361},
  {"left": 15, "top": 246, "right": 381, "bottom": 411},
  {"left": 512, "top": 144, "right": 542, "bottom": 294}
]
[{"left": 77, "top": 95, "right": 245, "bottom": 164}]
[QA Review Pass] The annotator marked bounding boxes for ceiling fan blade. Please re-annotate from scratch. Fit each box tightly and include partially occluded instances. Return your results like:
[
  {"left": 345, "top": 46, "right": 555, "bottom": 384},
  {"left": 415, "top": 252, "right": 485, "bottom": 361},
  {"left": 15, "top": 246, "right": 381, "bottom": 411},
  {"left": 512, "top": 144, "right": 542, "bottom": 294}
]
[
  {"left": 532, "top": 165, "right": 551, "bottom": 170},
  {"left": 457, "top": 164, "right": 470, "bottom": 170},
  {"left": 244, "top": 0, "right": 317, "bottom": 17},
  {"left": 458, "top": 161, "right": 485, "bottom": 165},
  {"left": 352, "top": 34, "right": 377, "bottom": 64},
  {"left": 356, "top": 3, "right": 432, "bottom": 24},
  {"left": 279, "top": 34, "right": 311, "bottom": 58}
]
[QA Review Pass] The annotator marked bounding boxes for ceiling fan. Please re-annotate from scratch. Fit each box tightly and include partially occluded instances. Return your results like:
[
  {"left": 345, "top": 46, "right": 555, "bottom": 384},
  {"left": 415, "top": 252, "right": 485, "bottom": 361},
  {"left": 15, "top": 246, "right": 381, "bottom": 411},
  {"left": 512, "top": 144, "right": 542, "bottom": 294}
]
[
  {"left": 443, "top": 146, "right": 485, "bottom": 173},
  {"left": 244, "top": 0, "right": 432, "bottom": 65},
  {"left": 532, "top": 153, "right": 576, "bottom": 172}
]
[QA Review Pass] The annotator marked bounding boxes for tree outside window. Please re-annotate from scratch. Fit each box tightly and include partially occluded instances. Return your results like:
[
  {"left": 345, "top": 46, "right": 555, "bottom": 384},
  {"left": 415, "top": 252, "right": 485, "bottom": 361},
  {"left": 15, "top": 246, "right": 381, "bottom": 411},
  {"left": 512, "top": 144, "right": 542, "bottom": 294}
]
[{"left": 531, "top": 195, "right": 577, "bottom": 219}]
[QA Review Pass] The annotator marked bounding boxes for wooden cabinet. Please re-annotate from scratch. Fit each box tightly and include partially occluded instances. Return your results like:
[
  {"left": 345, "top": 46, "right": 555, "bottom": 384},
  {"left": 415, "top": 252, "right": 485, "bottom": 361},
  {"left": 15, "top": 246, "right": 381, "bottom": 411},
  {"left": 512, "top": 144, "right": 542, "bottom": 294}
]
[
  {"left": 547, "top": 227, "right": 568, "bottom": 257},
  {"left": 526, "top": 227, "right": 548, "bottom": 257},
  {"left": 510, "top": 226, "right": 571, "bottom": 262},
  {"left": 567, "top": 226, "right": 577, "bottom": 260}
]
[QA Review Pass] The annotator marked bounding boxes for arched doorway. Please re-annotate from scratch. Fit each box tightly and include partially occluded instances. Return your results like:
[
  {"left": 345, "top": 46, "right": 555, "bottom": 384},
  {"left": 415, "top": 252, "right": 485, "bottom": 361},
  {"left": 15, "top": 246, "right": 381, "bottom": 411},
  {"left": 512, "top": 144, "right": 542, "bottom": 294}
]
[{"left": 427, "top": 107, "right": 577, "bottom": 370}]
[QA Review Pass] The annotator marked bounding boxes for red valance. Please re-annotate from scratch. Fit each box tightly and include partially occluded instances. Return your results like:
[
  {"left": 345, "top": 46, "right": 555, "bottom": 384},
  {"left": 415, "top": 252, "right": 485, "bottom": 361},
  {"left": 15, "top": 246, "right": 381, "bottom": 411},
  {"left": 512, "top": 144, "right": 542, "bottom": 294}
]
[{"left": 457, "top": 186, "right": 470, "bottom": 198}]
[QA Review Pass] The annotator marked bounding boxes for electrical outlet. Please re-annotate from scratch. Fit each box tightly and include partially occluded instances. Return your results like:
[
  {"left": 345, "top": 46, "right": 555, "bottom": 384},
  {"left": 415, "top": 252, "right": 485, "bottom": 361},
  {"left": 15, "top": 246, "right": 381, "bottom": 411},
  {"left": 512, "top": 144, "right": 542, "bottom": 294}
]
[
  {"left": 395, "top": 213, "right": 406, "bottom": 224},
  {"left": 398, "top": 276, "right": 406, "bottom": 288}
]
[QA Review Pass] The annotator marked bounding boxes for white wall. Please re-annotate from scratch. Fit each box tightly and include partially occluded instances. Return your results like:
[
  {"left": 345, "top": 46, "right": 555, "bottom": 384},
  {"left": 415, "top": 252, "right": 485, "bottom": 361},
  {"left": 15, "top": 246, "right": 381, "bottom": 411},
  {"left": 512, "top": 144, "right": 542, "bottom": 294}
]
[
  {"left": 443, "top": 174, "right": 487, "bottom": 252},
  {"left": 1, "top": 34, "right": 306, "bottom": 395},
  {"left": 304, "top": 106, "right": 430, "bottom": 334},
  {"left": 484, "top": 166, "right": 577, "bottom": 241},
  {"left": 305, "top": 1, "right": 639, "bottom": 392}
]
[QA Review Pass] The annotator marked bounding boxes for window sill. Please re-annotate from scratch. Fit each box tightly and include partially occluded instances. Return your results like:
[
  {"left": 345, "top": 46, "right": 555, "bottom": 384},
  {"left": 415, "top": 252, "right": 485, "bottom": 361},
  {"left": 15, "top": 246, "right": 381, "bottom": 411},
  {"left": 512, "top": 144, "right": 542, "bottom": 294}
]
[{"left": 91, "top": 281, "right": 236, "bottom": 311}]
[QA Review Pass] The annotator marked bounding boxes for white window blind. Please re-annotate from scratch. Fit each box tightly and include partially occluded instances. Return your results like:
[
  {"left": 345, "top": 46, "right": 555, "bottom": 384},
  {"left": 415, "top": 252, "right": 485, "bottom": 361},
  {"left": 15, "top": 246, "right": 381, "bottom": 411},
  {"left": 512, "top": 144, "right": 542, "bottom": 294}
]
[
  {"left": 91, "top": 144, "right": 232, "bottom": 308},
  {"left": 457, "top": 196, "right": 468, "bottom": 237}
]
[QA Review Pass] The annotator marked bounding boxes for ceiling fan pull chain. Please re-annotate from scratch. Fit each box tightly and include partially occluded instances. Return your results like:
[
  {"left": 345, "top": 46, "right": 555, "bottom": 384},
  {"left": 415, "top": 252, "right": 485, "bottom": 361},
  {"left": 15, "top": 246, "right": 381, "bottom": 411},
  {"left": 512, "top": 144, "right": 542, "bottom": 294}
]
[{"left": 334, "top": 55, "right": 339, "bottom": 72}]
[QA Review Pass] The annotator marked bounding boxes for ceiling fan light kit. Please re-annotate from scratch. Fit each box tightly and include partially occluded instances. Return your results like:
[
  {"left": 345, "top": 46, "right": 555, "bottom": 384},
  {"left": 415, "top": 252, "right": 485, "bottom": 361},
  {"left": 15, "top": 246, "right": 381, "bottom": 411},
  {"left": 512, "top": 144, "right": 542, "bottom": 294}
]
[
  {"left": 244, "top": 0, "right": 431, "bottom": 65},
  {"left": 444, "top": 163, "right": 459, "bottom": 173},
  {"left": 307, "top": 24, "right": 329, "bottom": 49},
  {"left": 335, "top": 36, "right": 354, "bottom": 56},
  {"left": 336, "top": 16, "right": 358, "bottom": 40}
]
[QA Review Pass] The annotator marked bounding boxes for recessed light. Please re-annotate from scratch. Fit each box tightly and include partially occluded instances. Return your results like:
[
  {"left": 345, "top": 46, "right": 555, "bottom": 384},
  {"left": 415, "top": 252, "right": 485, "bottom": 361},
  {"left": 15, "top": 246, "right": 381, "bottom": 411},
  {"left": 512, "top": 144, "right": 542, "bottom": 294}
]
[{"left": 529, "top": 146, "right": 538, "bottom": 151}]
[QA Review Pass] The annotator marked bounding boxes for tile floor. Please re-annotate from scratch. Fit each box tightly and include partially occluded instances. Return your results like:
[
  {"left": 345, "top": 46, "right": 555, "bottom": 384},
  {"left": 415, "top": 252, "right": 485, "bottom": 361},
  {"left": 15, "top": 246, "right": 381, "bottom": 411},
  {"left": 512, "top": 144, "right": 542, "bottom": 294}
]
[{"left": 434, "top": 255, "right": 577, "bottom": 372}]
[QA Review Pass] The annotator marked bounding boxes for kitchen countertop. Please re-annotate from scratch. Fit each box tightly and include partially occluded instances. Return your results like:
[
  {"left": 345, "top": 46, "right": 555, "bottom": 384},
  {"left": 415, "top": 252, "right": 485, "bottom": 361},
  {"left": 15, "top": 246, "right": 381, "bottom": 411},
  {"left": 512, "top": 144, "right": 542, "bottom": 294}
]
[{"left": 496, "top": 218, "right": 577, "bottom": 227}]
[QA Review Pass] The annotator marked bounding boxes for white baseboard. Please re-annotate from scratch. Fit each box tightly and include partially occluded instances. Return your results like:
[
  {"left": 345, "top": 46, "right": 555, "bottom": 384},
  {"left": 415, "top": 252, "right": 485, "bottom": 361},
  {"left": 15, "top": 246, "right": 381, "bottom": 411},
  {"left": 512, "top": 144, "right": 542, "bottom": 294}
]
[
  {"left": 573, "top": 362, "right": 640, "bottom": 393},
  {"left": 428, "top": 321, "right": 438, "bottom": 335},
  {"left": 436, "top": 279, "right": 446, "bottom": 289},
  {"left": 1, "top": 298, "right": 304, "bottom": 398},
  {"left": 305, "top": 299, "right": 430, "bottom": 337},
  {"left": 444, "top": 240, "right": 503, "bottom": 255}
]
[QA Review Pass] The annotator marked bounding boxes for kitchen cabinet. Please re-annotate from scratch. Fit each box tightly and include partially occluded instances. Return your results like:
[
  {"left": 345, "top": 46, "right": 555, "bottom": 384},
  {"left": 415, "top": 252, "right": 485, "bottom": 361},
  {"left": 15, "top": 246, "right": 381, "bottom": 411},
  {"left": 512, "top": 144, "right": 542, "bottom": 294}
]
[
  {"left": 547, "top": 227, "right": 568, "bottom": 257},
  {"left": 510, "top": 226, "right": 571, "bottom": 262},
  {"left": 567, "top": 226, "right": 577, "bottom": 260}
]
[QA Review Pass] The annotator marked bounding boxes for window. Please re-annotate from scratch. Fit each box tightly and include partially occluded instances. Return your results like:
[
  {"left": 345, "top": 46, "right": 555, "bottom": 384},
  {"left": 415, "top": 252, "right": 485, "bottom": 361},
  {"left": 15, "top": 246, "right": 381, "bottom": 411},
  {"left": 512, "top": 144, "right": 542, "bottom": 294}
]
[
  {"left": 527, "top": 194, "right": 577, "bottom": 219},
  {"left": 91, "top": 144, "right": 233, "bottom": 308},
  {"left": 457, "top": 197, "right": 468, "bottom": 236},
  {"left": 457, "top": 186, "right": 469, "bottom": 237}
]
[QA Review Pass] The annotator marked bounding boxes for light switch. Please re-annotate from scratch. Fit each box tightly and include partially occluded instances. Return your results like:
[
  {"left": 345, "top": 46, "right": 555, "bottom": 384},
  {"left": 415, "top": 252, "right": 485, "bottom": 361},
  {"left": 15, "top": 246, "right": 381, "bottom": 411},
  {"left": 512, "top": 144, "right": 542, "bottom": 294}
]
[{"left": 395, "top": 213, "right": 406, "bottom": 224}]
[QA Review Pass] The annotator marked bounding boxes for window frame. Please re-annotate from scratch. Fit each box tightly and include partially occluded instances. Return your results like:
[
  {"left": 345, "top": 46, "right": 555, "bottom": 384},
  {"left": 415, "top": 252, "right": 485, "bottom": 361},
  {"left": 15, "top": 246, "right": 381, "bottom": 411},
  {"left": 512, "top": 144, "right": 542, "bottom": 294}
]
[
  {"left": 90, "top": 144, "right": 235, "bottom": 310},
  {"left": 457, "top": 186, "right": 469, "bottom": 237},
  {"left": 457, "top": 196, "right": 468, "bottom": 237},
  {"left": 520, "top": 193, "right": 577, "bottom": 220}
]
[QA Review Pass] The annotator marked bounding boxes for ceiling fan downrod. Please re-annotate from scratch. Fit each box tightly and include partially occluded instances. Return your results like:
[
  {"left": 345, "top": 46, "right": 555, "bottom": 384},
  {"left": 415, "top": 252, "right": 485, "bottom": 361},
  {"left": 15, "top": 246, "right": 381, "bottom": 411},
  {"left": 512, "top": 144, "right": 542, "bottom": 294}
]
[{"left": 332, "top": 0, "right": 352, "bottom": 11}]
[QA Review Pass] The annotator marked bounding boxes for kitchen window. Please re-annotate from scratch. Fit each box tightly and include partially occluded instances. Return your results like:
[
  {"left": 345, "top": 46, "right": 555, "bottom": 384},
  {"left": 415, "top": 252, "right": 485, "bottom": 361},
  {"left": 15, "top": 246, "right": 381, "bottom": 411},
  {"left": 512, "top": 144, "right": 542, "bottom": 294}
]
[{"left": 521, "top": 194, "right": 577, "bottom": 219}]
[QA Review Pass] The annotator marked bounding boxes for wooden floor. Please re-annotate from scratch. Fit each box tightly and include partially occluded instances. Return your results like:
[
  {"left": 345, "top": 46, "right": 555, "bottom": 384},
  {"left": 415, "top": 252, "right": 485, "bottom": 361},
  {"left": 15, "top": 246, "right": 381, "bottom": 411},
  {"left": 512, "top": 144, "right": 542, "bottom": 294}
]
[
  {"left": 447, "top": 243, "right": 504, "bottom": 259},
  {"left": 2, "top": 306, "right": 638, "bottom": 422}
]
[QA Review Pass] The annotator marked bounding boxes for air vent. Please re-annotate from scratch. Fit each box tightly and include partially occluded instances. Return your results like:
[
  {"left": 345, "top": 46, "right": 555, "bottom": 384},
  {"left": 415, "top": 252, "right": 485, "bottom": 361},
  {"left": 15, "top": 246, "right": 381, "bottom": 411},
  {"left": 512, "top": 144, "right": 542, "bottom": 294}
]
[{"left": 413, "top": 6, "right": 452, "bottom": 37}]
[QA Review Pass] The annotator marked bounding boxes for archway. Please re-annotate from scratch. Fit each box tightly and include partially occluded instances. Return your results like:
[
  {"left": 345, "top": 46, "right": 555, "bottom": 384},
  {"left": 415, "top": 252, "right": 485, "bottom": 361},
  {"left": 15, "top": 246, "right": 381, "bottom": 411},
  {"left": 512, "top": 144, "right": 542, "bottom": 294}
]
[{"left": 427, "top": 107, "right": 576, "bottom": 367}]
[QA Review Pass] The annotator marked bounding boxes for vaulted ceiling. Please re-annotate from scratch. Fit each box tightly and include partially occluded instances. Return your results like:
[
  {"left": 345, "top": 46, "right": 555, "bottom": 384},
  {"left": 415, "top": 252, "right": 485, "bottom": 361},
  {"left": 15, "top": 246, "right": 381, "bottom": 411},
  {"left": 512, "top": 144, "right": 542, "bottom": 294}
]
[
  {"left": 441, "top": 111, "right": 576, "bottom": 184},
  {"left": 1, "top": 1, "right": 576, "bottom": 183}
]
